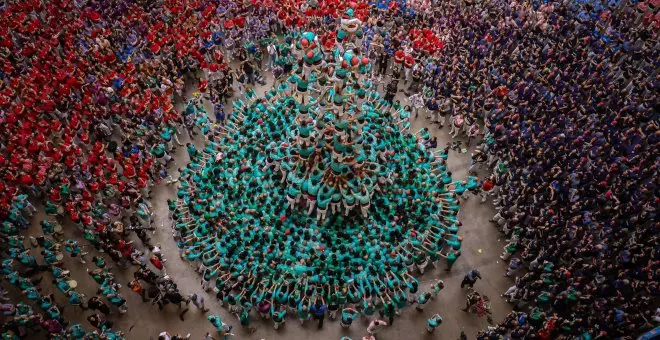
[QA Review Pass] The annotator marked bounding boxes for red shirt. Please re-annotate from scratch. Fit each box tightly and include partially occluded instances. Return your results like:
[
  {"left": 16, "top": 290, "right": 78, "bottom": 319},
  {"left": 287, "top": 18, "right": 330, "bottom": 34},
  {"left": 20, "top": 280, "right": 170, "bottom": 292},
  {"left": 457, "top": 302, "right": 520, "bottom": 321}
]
[
  {"left": 122, "top": 163, "right": 136, "bottom": 179},
  {"left": 394, "top": 50, "right": 405, "bottom": 64},
  {"left": 404, "top": 55, "right": 415, "bottom": 68},
  {"left": 150, "top": 256, "right": 163, "bottom": 270},
  {"left": 70, "top": 211, "right": 80, "bottom": 222},
  {"left": 19, "top": 174, "right": 33, "bottom": 186},
  {"left": 82, "top": 214, "right": 92, "bottom": 226},
  {"left": 50, "top": 188, "right": 61, "bottom": 202},
  {"left": 89, "top": 181, "right": 99, "bottom": 193}
]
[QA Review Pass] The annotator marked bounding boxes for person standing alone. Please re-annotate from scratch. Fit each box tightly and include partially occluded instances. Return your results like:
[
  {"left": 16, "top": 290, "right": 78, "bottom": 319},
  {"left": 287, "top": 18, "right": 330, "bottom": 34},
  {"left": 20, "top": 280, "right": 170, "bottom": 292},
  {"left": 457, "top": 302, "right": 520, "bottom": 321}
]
[
  {"left": 461, "top": 269, "right": 482, "bottom": 289},
  {"left": 310, "top": 298, "right": 327, "bottom": 329}
]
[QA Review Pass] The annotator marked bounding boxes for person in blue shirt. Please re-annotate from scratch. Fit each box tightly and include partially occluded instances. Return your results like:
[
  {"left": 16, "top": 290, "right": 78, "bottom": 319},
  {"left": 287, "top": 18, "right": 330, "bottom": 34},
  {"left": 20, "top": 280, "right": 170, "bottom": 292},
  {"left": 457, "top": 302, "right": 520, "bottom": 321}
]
[
  {"left": 461, "top": 269, "right": 482, "bottom": 289},
  {"left": 310, "top": 298, "right": 327, "bottom": 329}
]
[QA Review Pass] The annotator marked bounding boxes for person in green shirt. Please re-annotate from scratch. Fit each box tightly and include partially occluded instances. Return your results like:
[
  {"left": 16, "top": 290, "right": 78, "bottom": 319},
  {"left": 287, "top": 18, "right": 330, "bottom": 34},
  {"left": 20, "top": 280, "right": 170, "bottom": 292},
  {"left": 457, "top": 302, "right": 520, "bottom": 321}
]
[
  {"left": 151, "top": 143, "right": 166, "bottom": 158},
  {"left": 40, "top": 220, "right": 55, "bottom": 234},
  {"left": 500, "top": 239, "right": 518, "bottom": 261},
  {"left": 380, "top": 300, "right": 397, "bottom": 325},
  {"left": 297, "top": 301, "right": 310, "bottom": 325},
  {"left": 271, "top": 304, "right": 286, "bottom": 330},
  {"left": 451, "top": 180, "right": 467, "bottom": 197},
  {"left": 239, "top": 309, "right": 256, "bottom": 334},
  {"left": 296, "top": 75, "right": 309, "bottom": 96},
  {"left": 415, "top": 292, "right": 431, "bottom": 312},
  {"left": 339, "top": 307, "right": 358, "bottom": 328},
  {"left": 426, "top": 314, "right": 443, "bottom": 333},
  {"left": 208, "top": 314, "right": 232, "bottom": 335},
  {"left": 67, "top": 324, "right": 86, "bottom": 339},
  {"left": 171, "top": 34, "right": 465, "bottom": 325},
  {"left": 466, "top": 175, "right": 480, "bottom": 197},
  {"left": 362, "top": 300, "right": 376, "bottom": 320},
  {"left": 316, "top": 187, "right": 332, "bottom": 222},
  {"left": 529, "top": 307, "right": 546, "bottom": 328},
  {"left": 430, "top": 280, "right": 445, "bottom": 300},
  {"left": 44, "top": 201, "right": 59, "bottom": 216},
  {"left": 67, "top": 290, "right": 85, "bottom": 309},
  {"left": 440, "top": 249, "right": 460, "bottom": 272}
]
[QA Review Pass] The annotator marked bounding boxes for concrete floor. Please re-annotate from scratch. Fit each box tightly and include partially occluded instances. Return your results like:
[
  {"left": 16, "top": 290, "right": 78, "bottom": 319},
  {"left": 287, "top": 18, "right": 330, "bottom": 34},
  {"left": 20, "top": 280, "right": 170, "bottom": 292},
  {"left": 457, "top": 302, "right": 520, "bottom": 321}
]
[{"left": 9, "top": 69, "right": 514, "bottom": 340}]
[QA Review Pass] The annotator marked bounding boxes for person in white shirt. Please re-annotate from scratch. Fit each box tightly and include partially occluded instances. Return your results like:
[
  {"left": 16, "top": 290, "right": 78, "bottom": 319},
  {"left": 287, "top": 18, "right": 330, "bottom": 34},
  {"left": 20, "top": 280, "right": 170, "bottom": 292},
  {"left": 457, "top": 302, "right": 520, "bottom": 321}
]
[
  {"left": 403, "top": 43, "right": 414, "bottom": 81},
  {"left": 408, "top": 92, "right": 424, "bottom": 118},
  {"left": 266, "top": 43, "right": 277, "bottom": 71},
  {"left": 466, "top": 121, "right": 480, "bottom": 146},
  {"left": 449, "top": 113, "right": 464, "bottom": 138},
  {"left": 367, "top": 318, "right": 388, "bottom": 335},
  {"left": 186, "top": 292, "right": 209, "bottom": 312}
]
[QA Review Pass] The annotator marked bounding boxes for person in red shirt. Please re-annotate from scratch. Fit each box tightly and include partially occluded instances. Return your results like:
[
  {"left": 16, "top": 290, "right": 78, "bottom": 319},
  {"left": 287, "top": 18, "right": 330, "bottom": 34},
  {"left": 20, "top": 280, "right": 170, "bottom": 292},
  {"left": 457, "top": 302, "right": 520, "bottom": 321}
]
[
  {"left": 19, "top": 173, "right": 33, "bottom": 186},
  {"left": 122, "top": 162, "right": 136, "bottom": 179},
  {"left": 403, "top": 54, "right": 415, "bottom": 82},
  {"left": 150, "top": 254, "right": 164, "bottom": 272},
  {"left": 480, "top": 176, "right": 495, "bottom": 203}
]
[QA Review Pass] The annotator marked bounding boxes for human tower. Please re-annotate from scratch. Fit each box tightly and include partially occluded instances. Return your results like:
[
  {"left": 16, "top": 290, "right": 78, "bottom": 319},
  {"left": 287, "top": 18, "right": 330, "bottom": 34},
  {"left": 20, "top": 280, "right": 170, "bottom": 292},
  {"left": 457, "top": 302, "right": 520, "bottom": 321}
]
[{"left": 172, "top": 9, "right": 462, "bottom": 320}]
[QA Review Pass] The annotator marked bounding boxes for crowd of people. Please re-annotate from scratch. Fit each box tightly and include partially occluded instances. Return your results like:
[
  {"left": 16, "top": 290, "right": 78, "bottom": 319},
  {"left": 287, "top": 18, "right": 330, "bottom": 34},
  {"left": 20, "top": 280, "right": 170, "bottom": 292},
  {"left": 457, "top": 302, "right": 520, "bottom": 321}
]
[
  {"left": 430, "top": 0, "right": 658, "bottom": 339},
  {"left": 0, "top": 0, "right": 657, "bottom": 338},
  {"left": 170, "top": 6, "right": 461, "bottom": 335},
  {"left": 0, "top": 0, "right": 244, "bottom": 337}
]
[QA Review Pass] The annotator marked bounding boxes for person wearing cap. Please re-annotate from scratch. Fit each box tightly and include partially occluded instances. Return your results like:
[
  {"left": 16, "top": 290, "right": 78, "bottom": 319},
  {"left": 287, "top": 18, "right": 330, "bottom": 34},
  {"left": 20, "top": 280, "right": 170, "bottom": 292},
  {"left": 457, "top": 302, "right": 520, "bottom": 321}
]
[{"left": 461, "top": 269, "right": 482, "bottom": 289}]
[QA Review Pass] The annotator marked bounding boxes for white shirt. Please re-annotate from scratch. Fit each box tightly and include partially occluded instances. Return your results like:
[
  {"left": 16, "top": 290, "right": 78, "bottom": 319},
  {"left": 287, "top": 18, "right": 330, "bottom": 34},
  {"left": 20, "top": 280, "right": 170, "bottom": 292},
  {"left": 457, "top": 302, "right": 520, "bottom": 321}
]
[
  {"left": 267, "top": 44, "right": 276, "bottom": 56},
  {"left": 409, "top": 93, "right": 424, "bottom": 109},
  {"left": 367, "top": 319, "right": 387, "bottom": 333}
]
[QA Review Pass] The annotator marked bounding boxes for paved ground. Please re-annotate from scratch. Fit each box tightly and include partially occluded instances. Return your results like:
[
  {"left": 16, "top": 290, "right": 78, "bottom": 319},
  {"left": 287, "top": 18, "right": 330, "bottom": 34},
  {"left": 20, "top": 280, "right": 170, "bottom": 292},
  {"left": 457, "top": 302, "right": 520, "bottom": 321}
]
[{"left": 8, "top": 69, "right": 514, "bottom": 340}]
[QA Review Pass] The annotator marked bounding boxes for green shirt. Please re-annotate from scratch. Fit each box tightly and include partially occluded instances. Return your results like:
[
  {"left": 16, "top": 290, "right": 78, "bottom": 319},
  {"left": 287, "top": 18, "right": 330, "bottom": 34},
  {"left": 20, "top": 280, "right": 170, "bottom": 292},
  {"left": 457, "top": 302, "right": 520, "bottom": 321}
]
[
  {"left": 447, "top": 252, "right": 458, "bottom": 265},
  {"left": 427, "top": 314, "right": 442, "bottom": 328}
]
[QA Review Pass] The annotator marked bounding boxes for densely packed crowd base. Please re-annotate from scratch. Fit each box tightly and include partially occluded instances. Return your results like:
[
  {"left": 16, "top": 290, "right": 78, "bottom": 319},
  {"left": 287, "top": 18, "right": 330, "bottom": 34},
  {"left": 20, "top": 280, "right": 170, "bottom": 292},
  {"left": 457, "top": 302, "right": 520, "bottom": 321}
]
[
  {"left": 171, "top": 20, "right": 463, "bottom": 330},
  {"left": 0, "top": 0, "right": 658, "bottom": 338}
]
